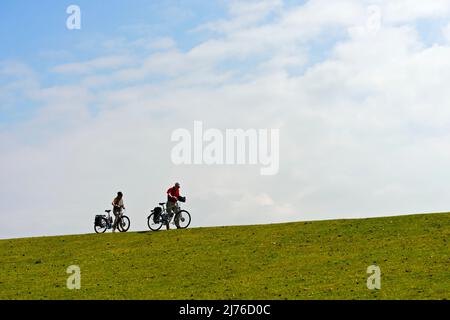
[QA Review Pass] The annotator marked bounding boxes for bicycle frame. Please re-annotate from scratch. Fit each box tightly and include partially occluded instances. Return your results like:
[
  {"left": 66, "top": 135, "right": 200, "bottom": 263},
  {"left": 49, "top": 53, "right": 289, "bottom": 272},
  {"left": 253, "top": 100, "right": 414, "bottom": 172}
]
[
  {"left": 104, "top": 211, "right": 113, "bottom": 229},
  {"left": 105, "top": 209, "right": 124, "bottom": 229},
  {"left": 164, "top": 203, "right": 181, "bottom": 219}
]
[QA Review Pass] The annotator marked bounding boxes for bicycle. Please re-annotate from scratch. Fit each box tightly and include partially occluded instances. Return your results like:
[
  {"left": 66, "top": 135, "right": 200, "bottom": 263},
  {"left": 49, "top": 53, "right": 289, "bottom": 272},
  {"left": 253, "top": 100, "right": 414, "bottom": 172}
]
[
  {"left": 94, "top": 209, "right": 131, "bottom": 233},
  {"left": 147, "top": 200, "right": 191, "bottom": 231}
]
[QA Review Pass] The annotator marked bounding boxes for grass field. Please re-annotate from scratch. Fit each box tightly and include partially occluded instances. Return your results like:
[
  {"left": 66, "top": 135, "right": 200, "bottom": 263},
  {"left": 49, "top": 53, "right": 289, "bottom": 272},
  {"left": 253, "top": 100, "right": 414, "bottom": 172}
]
[{"left": 0, "top": 213, "right": 449, "bottom": 300}]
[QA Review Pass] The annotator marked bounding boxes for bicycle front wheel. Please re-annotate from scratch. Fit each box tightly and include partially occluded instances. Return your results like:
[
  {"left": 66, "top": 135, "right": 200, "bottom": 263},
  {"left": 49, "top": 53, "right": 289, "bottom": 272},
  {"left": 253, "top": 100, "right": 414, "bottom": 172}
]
[
  {"left": 118, "top": 215, "right": 130, "bottom": 232},
  {"left": 147, "top": 213, "right": 163, "bottom": 231},
  {"left": 175, "top": 210, "right": 191, "bottom": 229}
]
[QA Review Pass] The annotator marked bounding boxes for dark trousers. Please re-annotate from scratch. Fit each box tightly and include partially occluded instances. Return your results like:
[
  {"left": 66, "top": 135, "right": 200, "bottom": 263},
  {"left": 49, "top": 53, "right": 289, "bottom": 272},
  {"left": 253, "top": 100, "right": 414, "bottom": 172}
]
[{"left": 112, "top": 207, "right": 122, "bottom": 231}]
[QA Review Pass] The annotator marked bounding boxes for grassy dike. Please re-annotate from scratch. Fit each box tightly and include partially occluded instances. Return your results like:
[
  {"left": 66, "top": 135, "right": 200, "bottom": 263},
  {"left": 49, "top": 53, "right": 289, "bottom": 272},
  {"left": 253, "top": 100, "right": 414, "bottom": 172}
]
[{"left": 0, "top": 213, "right": 449, "bottom": 299}]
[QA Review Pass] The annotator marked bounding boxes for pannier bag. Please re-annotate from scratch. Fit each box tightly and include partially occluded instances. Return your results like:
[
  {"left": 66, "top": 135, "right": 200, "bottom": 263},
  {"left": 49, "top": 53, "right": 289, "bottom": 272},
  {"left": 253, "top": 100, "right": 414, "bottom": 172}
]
[
  {"left": 95, "top": 215, "right": 105, "bottom": 226},
  {"left": 153, "top": 207, "right": 162, "bottom": 223}
]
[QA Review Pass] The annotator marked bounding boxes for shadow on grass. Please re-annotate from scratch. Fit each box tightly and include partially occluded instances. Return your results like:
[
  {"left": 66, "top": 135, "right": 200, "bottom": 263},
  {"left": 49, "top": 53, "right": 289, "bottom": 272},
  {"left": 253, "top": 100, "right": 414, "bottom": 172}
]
[{"left": 136, "top": 231, "right": 153, "bottom": 235}]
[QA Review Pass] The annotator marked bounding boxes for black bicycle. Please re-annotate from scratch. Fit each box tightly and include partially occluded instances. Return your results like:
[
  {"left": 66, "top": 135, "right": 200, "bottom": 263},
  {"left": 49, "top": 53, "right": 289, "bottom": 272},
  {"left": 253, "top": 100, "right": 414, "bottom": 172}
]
[
  {"left": 94, "top": 209, "right": 131, "bottom": 233},
  {"left": 147, "top": 199, "right": 191, "bottom": 231}
]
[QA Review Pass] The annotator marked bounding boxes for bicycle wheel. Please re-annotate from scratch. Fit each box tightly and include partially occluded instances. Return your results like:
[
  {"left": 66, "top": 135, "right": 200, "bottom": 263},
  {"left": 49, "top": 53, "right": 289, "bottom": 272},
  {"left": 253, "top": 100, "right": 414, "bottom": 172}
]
[
  {"left": 147, "top": 213, "right": 163, "bottom": 231},
  {"left": 175, "top": 210, "right": 191, "bottom": 229},
  {"left": 118, "top": 215, "right": 130, "bottom": 232},
  {"left": 94, "top": 217, "right": 108, "bottom": 234}
]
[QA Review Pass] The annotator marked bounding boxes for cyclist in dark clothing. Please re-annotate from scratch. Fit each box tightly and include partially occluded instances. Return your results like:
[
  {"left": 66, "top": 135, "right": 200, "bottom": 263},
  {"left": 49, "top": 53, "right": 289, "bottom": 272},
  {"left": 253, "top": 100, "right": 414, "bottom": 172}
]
[{"left": 112, "top": 191, "right": 125, "bottom": 233}]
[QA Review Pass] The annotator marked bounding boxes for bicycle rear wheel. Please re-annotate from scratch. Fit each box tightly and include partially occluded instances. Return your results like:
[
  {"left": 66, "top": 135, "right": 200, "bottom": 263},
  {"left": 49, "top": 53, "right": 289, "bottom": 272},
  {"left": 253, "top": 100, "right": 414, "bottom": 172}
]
[
  {"left": 118, "top": 215, "right": 130, "bottom": 232},
  {"left": 94, "top": 217, "right": 108, "bottom": 234},
  {"left": 175, "top": 210, "right": 191, "bottom": 229},
  {"left": 147, "top": 213, "right": 163, "bottom": 231}
]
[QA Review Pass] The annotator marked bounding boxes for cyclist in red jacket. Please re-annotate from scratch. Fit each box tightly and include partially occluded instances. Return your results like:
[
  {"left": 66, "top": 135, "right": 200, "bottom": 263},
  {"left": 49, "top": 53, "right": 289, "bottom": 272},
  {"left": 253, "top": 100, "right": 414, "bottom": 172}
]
[{"left": 166, "top": 182, "right": 182, "bottom": 226}]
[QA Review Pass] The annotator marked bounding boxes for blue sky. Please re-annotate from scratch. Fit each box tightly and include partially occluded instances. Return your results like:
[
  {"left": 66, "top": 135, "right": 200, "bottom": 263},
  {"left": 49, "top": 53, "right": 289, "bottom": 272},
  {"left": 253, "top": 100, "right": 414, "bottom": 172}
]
[
  {"left": 0, "top": 1, "right": 227, "bottom": 74},
  {"left": 2, "top": 0, "right": 450, "bottom": 238}
]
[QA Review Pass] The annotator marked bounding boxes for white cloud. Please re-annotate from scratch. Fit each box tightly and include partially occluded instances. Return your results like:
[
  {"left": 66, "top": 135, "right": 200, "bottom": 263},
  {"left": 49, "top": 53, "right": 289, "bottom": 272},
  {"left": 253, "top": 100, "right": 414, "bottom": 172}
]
[
  {"left": 381, "top": 0, "right": 450, "bottom": 23},
  {"left": 0, "top": 62, "right": 39, "bottom": 98},
  {"left": 197, "top": 0, "right": 283, "bottom": 34},
  {"left": 52, "top": 55, "right": 134, "bottom": 74}
]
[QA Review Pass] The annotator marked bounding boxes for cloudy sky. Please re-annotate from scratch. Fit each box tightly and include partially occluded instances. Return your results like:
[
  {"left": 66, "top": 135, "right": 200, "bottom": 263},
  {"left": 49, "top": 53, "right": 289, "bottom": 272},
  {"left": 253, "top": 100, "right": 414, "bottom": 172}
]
[{"left": 2, "top": 0, "right": 450, "bottom": 239}]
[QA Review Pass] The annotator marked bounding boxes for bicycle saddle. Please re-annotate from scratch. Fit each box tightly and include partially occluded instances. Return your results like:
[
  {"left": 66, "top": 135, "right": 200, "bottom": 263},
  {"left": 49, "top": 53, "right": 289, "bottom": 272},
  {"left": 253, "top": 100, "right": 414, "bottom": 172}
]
[
  {"left": 159, "top": 202, "right": 165, "bottom": 206},
  {"left": 105, "top": 210, "right": 111, "bottom": 213}
]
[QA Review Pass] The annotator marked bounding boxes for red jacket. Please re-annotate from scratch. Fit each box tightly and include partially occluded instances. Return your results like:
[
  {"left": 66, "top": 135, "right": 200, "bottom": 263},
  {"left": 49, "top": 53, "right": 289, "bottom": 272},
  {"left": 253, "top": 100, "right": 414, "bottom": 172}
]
[{"left": 167, "top": 187, "right": 180, "bottom": 203}]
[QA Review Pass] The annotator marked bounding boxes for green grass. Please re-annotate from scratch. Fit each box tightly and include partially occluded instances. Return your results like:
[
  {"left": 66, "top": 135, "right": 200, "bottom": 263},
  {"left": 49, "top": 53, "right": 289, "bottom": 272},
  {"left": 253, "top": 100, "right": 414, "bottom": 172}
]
[{"left": 0, "top": 213, "right": 449, "bottom": 300}]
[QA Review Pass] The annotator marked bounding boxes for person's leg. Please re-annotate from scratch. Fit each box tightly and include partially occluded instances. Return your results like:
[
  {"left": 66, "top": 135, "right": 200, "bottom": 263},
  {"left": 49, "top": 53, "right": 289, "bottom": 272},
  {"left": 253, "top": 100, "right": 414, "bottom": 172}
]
[
  {"left": 166, "top": 202, "right": 174, "bottom": 218},
  {"left": 173, "top": 203, "right": 180, "bottom": 227},
  {"left": 166, "top": 202, "right": 175, "bottom": 229},
  {"left": 112, "top": 208, "right": 120, "bottom": 232},
  {"left": 173, "top": 211, "right": 180, "bottom": 228},
  {"left": 168, "top": 203, "right": 180, "bottom": 227}
]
